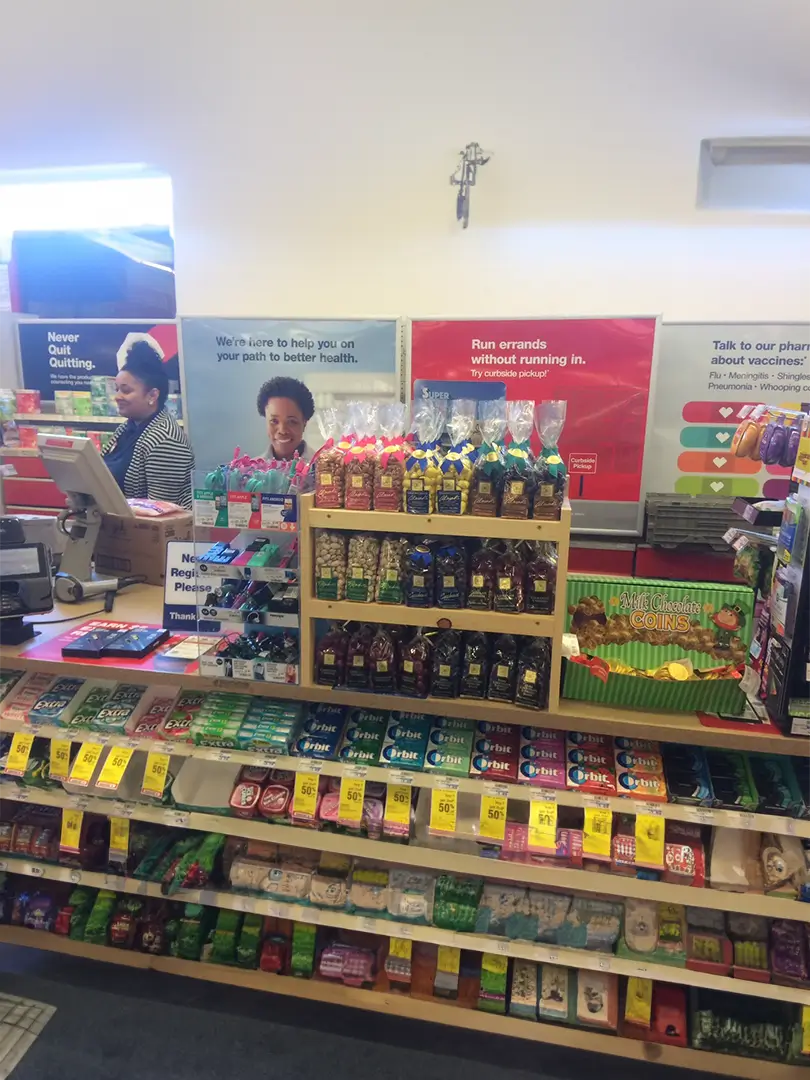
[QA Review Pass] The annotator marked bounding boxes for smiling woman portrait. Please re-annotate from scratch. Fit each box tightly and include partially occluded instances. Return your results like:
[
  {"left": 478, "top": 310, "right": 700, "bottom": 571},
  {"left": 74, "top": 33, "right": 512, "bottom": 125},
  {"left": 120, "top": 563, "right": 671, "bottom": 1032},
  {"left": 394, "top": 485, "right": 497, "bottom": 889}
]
[{"left": 257, "top": 375, "right": 315, "bottom": 462}]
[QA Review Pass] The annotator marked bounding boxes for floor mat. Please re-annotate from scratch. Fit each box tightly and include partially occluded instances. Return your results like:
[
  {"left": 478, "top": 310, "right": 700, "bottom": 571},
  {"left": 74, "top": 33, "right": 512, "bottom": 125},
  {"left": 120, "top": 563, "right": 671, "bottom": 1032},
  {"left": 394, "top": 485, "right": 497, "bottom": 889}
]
[{"left": 0, "top": 995, "right": 55, "bottom": 1080}]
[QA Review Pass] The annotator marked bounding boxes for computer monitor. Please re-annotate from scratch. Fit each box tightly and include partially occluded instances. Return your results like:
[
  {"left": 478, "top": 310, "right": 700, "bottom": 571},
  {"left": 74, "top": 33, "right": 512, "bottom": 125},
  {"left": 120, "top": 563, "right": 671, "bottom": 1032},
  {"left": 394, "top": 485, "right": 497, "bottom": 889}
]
[
  {"left": 38, "top": 434, "right": 133, "bottom": 518},
  {"left": 37, "top": 433, "right": 134, "bottom": 602}
]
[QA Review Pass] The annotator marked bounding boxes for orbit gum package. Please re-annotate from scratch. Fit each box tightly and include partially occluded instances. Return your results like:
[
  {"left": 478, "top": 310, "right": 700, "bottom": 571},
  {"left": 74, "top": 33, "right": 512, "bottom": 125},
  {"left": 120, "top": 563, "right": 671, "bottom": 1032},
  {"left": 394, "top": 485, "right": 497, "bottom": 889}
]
[{"left": 565, "top": 732, "right": 617, "bottom": 795}]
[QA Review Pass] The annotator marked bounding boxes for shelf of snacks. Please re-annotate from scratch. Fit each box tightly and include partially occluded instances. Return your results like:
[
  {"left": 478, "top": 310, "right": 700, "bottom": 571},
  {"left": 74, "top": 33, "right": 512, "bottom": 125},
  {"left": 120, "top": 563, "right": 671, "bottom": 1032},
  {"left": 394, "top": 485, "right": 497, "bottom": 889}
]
[{"left": 2, "top": 928, "right": 805, "bottom": 1080}]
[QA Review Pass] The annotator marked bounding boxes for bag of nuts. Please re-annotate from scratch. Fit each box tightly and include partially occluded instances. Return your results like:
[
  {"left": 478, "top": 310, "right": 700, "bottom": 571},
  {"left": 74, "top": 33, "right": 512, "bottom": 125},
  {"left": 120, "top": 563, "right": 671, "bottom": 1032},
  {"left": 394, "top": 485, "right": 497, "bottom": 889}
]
[
  {"left": 314, "top": 530, "right": 347, "bottom": 600},
  {"left": 403, "top": 399, "right": 446, "bottom": 514},
  {"left": 375, "top": 535, "right": 407, "bottom": 604},
  {"left": 533, "top": 400, "right": 568, "bottom": 521},
  {"left": 437, "top": 399, "right": 477, "bottom": 515},
  {"left": 373, "top": 403, "right": 408, "bottom": 512},
  {"left": 470, "top": 400, "right": 507, "bottom": 517},
  {"left": 314, "top": 407, "right": 351, "bottom": 509},
  {"left": 343, "top": 401, "right": 378, "bottom": 512},
  {"left": 501, "top": 401, "right": 536, "bottom": 520},
  {"left": 345, "top": 533, "right": 380, "bottom": 603}
]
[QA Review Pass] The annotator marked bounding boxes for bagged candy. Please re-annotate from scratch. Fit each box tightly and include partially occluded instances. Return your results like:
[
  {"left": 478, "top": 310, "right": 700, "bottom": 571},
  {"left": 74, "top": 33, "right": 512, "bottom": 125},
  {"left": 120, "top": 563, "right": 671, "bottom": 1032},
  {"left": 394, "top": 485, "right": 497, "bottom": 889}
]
[
  {"left": 467, "top": 543, "right": 497, "bottom": 610},
  {"left": 501, "top": 401, "right": 535, "bottom": 519},
  {"left": 470, "top": 400, "right": 506, "bottom": 517},
  {"left": 398, "top": 629, "right": 431, "bottom": 697},
  {"left": 435, "top": 542, "right": 467, "bottom": 609},
  {"left": 374, "top": 403, "right": 408, "bottom": 511},
  {"left": 316, "top": 624, "right": 349, "bottom": 686},
  {"left": 460, "top": 631, "right": 488, "bottom": 699},
  {"left": 346, "top": 623, "right": 374, "bottom": 690},
  {"left": 376, "top": 536, "right": 407, "bottom": 604},
  {"left": 346, "top": 533, "right": 379, "bottom": 603},
  {"left": 525, "top": 542, "right": 557, "bottom": 614},
  {"left": 437, "top": 399, "right": 476, "bottom": 515},
  {"left": 314, "top": 406, "right": 350, "bottom": 509},
  {"left": 403, "top": 399, "right": 446, "bottom": 513},
  {"left": 431, "top": 630, "right": 462, "bottom": 698},
  {"left": 344, "top": 402, "right": 377, "bottom": 511},
  {"left": 404, "top": 541, "right": 434, "bottom": 608},
  {"left": 315, "top": 530, "right": 347, "bottom": 600},
  {"left": 369, "top": 626, "right": 397, "bottom": 693},
  {"left": 533, "top": 401, "right": 567, "bottom": 520},
  {"left": 488, "top": 635, "right": 518, "bottom": 702},
  {"left": 515, "top": 639, "right": 550, "bottom": 709},
  {"left": 494, "top": 541, "right": 525, "bottom": 613}
]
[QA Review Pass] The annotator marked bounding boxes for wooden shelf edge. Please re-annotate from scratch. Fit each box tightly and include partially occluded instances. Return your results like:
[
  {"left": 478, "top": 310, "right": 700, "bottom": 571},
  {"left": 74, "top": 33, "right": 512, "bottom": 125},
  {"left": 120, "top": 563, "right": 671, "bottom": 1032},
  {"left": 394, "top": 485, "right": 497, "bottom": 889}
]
[
  {"left": 307, "top": 598, "right": 555, "bottom": 637},
  {"left": 0, "top": 925, "right": 804, "bottom": 1079}
]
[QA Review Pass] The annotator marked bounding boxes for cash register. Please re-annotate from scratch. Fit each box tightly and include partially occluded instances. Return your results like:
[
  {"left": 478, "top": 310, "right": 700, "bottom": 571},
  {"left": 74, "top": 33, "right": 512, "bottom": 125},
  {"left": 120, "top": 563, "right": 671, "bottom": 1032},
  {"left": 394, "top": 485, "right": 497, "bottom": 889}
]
[{"left": 0, "top": 517, "right": 53, "bottom": 645}]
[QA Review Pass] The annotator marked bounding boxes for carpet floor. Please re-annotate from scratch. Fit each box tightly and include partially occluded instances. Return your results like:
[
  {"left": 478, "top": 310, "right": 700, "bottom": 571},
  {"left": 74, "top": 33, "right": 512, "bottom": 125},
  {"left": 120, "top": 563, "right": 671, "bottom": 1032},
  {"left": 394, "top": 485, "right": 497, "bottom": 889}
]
[{"left": 0, "top": 945, "right": 706, "bottom": 1080}]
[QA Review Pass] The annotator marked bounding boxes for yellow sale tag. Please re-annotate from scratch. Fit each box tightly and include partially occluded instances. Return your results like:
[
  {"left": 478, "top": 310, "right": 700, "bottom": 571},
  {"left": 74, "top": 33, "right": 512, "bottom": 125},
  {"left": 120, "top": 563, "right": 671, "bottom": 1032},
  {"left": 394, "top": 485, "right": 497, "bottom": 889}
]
[
  {"left": 60, "top": 808, "right": 83, "bottom": 853},
  {"left": 68, "top": 742, "right": 104, "bottom": 786},
  {"left": 430, "top": 788, "right": 457, "bottom": 833},
  {"left": 385, "top": 784, "right": 411, "bottom": 828},
  {"left": 583, "top": 806, "right": 613, "bottom": 858},
  {"left": 802, "top": 1006, "right": 810, "bottom": 1055},
  {"left": 96, "top": 746, "right": 134, "bottom": 791},
  {"left": 625, "top": 976, "right": 653, "bottom": 1028},
  {"left": 4, "top": 733, "right": 34, "bottom": 777},
  {"left": 338, "top": 776, "right": 365, "bottom": 824},
  {"left": 293, "top": 772, "right": 319, "bottom": 818},
  {"left": 528, "top": 800, "right": 558, "bottom": 851},
  {"left": 482, "top": 952, "right": 508, "bottom": 975},
  {"left": 140, "top": 751, "right": 170, "bottom": 799},
  {"left": 390, "top": 937, "right": 412, "bottom": 961},
  {"left": 437, "top": 945, "right": 460, "bottom": 975},
  {"left": 479, "top": 794, "right": 507, "bottom": 842},
  {"left": 109, "top": 816, "right": 130, "bottom": 858},
  {"left": 635, "top": 814, "right": 665, "bottom": 867},
  {"left": 49, "top": 739, "right": 72, "bottom": 782}
]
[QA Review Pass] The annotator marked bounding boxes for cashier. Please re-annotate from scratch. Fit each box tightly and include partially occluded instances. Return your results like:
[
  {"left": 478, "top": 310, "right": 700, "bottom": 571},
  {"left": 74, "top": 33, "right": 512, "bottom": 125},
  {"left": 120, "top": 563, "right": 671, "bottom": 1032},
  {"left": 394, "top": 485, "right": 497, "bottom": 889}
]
[
  {"left": 256, "top": 376, "right": 315, "bottom": 462},
  {"left": 102, "top": 341, "right": 195, "bottom": 508}
]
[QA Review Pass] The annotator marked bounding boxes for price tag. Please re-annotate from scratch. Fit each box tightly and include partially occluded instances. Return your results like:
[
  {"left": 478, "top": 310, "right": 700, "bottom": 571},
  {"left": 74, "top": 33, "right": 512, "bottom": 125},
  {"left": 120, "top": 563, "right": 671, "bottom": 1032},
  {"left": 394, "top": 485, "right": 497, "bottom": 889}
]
[
  {"left": 28, "top": 864, "right": 44, "bottom": 877},
  {"left": 384, "top": 784, "right": 412, "bottom": 828},
  {"left": 216, "top": 750, "right": 232, "bottom": 762},
  {"left": 430, "top": 788, "right": 458, "bottom": 833},
  {"left": 583, "top": 806, "right": 613, "bottom": 858},
  {"left": 293, "top": 772, "right": 319, "bottom": 818},
  {"left": 635, "top": 814, "right": 665, "bottom": 867},
  {"left": 60, "top": 808, "right": 83, "bottom": 853},
  {"left": 436, "top": 945, "right": 460, "bottom": 975},
  {"left": 482, "top": 952, "right": 508, "bottom": 975},
  {"left": 479, "top": 793, "right": 507, "bottom": 842},
  {"left": 96, "top": 747, "right": 135, "bottom": 791},
  {"left": 68, "top": 742, "right": 104, "bottom": 787},
  {"left": 733, "top": 811, "right": 756, "bottom": 830},
  {"left": 109, "top": 817, "right": 131, "bottom": 858},
  {"left": 4, "top": 733, "right": 34, "bottom": 777},
  {"left": 338, "top": 775, "right": 365, "bottom": 824},
  {"left": 49, "top": 739, "right": 72, "bottom": 782},
  {"left": 169, "top": 811, "right": 189, "bottom": 827},
  {"left": 360, "top": 916, "right": 377, "bottom": 932},
  {"left": 259, "top": 755, "right": 278, "bottom": 769},
  {"left": 388, "top": 770, "right": 414, "bottom": 786},
  {"left": 802, "top": 1006, "right": 810, "bottom": 1055},
  {"left": 390, "top": 937, "right": 412, "bottom": 961},
  {"left": 625, "top": 976, "right": 653, "bottom": 1028},
  {"left": 528, "top": 800, "right": 558, "bottom": 851},
  {"left": 140, "top": 751, "right": 170, "bottom": 798}
]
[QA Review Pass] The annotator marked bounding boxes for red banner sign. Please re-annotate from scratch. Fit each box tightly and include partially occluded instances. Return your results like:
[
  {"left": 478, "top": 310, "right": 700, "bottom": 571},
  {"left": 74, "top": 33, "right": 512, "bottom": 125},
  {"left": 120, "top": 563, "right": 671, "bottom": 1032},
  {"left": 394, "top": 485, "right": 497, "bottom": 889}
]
[{"left": 410, "top": 317, "right": 657, "bottom": 505}]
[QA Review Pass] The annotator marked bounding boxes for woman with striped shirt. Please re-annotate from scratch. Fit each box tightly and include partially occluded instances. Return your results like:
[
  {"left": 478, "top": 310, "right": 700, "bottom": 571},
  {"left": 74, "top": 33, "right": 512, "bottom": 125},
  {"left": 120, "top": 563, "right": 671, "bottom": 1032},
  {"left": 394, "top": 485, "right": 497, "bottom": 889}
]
[{"left": 102, "top": 341, "right": 194, "bottom": 509}]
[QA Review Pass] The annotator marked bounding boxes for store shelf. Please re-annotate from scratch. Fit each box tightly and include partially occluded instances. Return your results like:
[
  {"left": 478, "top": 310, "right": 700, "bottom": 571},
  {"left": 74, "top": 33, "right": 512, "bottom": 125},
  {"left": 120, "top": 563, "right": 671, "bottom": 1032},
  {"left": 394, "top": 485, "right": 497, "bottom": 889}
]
[
  {"left": 5, "top": 719, "right": 810, "bottom": 838},
  {"left": 13, "top": 412, "right": 183, "bottom": 427},
  {"left": 3, "top": 859, "right": 808, "bottom": 1006},
  {"left": 197, "top": 566, "right": 298, "bottom": 584},
  {"left": 307, "top": 505, "right": 570, "bottom": 542},
  {"left": 307, "top": 598, "right": 555, "bottom": 637},
  {"left": 0, "top": 925, "right": 804, "bottom": 1079},
  {"left": 3, "top": 784, "right": 807, "bottom": 922},
  {"left": 197, "top": 606, "right": 299, "bottom": 628}
]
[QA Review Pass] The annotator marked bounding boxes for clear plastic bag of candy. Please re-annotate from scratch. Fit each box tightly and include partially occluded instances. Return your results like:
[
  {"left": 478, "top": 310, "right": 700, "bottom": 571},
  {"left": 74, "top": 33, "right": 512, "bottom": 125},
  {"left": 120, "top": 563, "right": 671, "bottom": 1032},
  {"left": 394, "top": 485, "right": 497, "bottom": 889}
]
[
  {"left": 399, "top": 628, "right": 431, "bottom": 697},
  {"left": 314, "top": 406, "right": 350, "bottom": 509},
  {"left": 435, "top": 541, "right": 467, "bottom": 609},
  {"left": 315, "top": 623, "right": 348, "bottom": 687},
  {"left": 375, "top": 535, "right": 407, "bottom": 604},
  {"left": 374, "top": 403, "right": 408, "bottom": 512},
  {"left": 431, "top": 629, "right": 462, "bottom": 698},
  {"left": 437, "top": 399, "right": 476, "bottom": 515},
  {"left": 346, "top": 623, "right": 374, "bottom": 690},
  {"left": 501, "top": 401, "right": 536, "bottom": 519},
  {"left": 470, "top": 400, "right": 506, "bottom": 517},
  {"left": 346, "top": 533, "right": 380, "bottom": 603},
  {"left": 460, "top": 631, "right": 488, "bottom": 699},
  {"left": 466, "top": 543, "right": 497, "bottom": 610},
  {"left": 369, "top": 626, "right": 397, "bottom": 693},
  {"left": 488, "top": 634, "right": 518, "bottom": 701},
  {"left": 533, "top": 400, "right": 567, "bottom": 520},
  {"left": 404, "top": 399, "right": 447, "bottom": 514},
  {"left": 515, "top": 638, "right": 550, "bottom": 709},
  {"left": 344, "top": 401, "right": 378, "bottom": 511},
  {"left": 404, "top": 540, "right": 434, "bottom": 608},
  {"left": 525, "top": 541, "right": 557, "bottom": 614},
  {"left": 494, "top": 540, "right": 525, "bottom": 613}
]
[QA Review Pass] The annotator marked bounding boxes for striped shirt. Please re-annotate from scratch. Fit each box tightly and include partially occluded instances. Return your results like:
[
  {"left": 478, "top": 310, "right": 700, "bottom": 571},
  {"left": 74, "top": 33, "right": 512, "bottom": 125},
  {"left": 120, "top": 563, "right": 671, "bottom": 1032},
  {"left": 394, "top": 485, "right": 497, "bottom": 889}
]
[{"left": 103, "top": 408, "right": 194, "bottom": 509}]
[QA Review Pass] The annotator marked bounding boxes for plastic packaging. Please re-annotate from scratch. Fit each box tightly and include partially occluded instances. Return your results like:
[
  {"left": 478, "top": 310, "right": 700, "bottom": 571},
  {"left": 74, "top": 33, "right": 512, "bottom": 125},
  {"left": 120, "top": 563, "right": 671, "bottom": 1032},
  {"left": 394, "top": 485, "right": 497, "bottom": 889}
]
[
  {"left": 374, "top": 403, "right": 408, "bottom": 512},
  {"left": 501, "top": 401, "right": 535, "bottom": 519},
  {"left": 369, "top": 627, "right": 397, "bottom": 692},
  {"left": 315, "top": 624, "right": 349, "bottom": 686},
  {"left": 515, "top": 639, "right": 550, "bottom": 709},
  {"left": 525, "top": 542, "right": 557, "bottom": 614},
  {"left": 315, "top": 530, "right": 347, "bottom": 600},
  {"left": 488, "top": 635, "right": 519, "bottom": 701},
  {"left": 470, "top": 401, "right": 507, "bottom": 517},
  {"left": 404, "top": 541, "right": 434, "bottom": 607},
  {"left": 346, "top": 533, "right": 379, "bottom": 603},
  {"left": 375, "top": 536, "right": 407, "bottom": 604},
  {"left": 435, "top": 542, "right": 467, "bottom": 608},
  {"left": 314, "top": 407, "right": 349, "bottom": 509},
  {"left": 398, "top": 629, "right": 431, "bottom": 697},
  {"left": 494, "top": 541, "right": 525, "bottom": 613},
  {"left": 403, "top": 399, "right": 447, "bottom": 514},
  {"left": 437, "top": 399, "right": 476, "bottom": 514},
  {"left": 431, "top": 630, "right": 462, "bottom": 698},
  {"left": 460, "top": 631, "right": 488, "bottom": 699},
  {"left": 346, "top": 624, "right": 374, "bottom": 690},
  {"left": 344, "top": 402, "right": 378, "bottom": 510},
  {"left": 533, "top": 400, "right": 567, "bottom": 520},
  {"left": 467, "top": 544, "right": 497, "bottom": 610}
]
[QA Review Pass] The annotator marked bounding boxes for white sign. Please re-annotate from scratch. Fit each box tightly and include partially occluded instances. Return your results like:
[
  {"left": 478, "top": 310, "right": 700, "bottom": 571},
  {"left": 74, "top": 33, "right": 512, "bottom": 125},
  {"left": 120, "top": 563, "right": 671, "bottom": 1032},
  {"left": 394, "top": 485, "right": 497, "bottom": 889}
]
[
  {"left": 162, "top": 540, "right": 210, "bottom": 631},
  {"left": 645, "top": 323, "right": 810, "bottom": 499}
]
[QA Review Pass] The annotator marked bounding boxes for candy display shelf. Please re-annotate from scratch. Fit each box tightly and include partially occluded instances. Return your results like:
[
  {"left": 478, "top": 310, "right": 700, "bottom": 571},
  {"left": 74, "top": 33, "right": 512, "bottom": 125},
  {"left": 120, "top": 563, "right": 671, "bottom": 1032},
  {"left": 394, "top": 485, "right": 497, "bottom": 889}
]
[
  {"left": 306, "top": 505, "right": 570, "bottom": 542},
  {"left": 2, "top": 859, "right": 808, "bottom": 1006},
  {"left": 3, "top": 718, "right": 809, "bottom": 839},
  {"left": 306, "top": 599, "right": 555, "bottom": 638},
  {"left": 2, "top": 784, "right": 807, "bottom": 922},
  {"left": 0, "top": 926, "right": 805, "bottom": 1080}
]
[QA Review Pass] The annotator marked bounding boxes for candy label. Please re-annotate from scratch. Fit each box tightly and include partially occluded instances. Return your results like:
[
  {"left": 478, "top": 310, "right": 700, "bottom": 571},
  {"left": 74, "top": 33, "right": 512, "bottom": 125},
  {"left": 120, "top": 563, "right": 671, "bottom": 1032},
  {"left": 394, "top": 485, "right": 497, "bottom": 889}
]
[
  {"left": 625, "top": 977, "right": 653, "bottom": 1028},
  {"left": 482, "top": 953, "right": 508, "bottom": 975},
  {"left": 68, "top": 742, "right": 104, "bottom": 786},
  {"left": 437, "top": 945, "right": 460, "bottom": 975},
  {"left": 390, "top": 937, "right": 412, "bottom": 961},
  {"left": 60, "top": 808, "right": 83, "bottom": 853},
  {"left": 430, "top": 788, "right": 457, "bottom": 833},
  {"left": 141, "top": 751, "right": 170, "bottom": 799},
  {"left": 96, "top": 747, "right": 134, "bottom": 791},
  {"left": 4, "top": 733, "right": 34, "bottom": 777}
]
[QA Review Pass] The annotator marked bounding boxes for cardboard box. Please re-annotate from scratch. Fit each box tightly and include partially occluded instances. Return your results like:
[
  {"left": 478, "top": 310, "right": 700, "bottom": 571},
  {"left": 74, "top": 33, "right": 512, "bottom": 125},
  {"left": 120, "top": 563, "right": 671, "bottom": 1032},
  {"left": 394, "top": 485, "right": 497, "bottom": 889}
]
[{"left": 94, "top": 511, "right": 193, "bottom": 586}]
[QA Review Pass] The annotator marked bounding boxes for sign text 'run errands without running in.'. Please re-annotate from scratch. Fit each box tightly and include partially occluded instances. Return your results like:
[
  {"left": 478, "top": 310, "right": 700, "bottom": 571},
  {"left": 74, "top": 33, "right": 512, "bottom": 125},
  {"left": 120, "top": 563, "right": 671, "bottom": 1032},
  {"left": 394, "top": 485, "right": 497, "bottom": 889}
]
[{"left": 470, "top": 337, "right": 585, "bottom": 369}]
